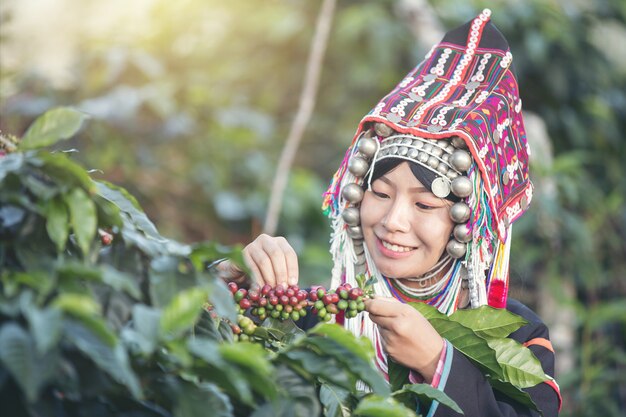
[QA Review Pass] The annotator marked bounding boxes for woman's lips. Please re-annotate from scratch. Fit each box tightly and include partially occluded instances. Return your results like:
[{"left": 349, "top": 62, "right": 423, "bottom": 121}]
[{"left": 375, "top": 237, "right": 416, "bottom": 259}]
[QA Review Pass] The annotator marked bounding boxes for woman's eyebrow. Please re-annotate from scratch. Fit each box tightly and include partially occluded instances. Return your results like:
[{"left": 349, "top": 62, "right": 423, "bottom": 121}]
[{"left": 379, "top": 176, "right": 429, "bottom": 193}]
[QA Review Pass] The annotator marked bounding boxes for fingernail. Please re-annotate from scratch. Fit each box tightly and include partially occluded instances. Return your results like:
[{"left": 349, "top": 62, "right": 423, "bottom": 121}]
[{"left": 289, "top": 277, "right": 297, "bottom": 285}]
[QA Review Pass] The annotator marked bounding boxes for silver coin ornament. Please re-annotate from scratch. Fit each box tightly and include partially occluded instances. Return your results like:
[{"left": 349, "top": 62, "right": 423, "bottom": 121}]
[
  {"left": 341, "top": 207, "right": 360, "bottom": 226},
  {"left": 348, "top": 157, "right": 370, "bottom": 177},
  {"left": 450, "top": 150, "right": 472, "bottom": 172},
  {"left": 451, "top": 136, "right": 467, "bottom": 149},
  {"left": 446, "top": 240, "right": 467, "bottom": 259},
  {"left": 353, "top": 242, "right": 365, "bottom": 255},
  {"left": 347, "top": 226, "right": 363, "bottom": 239},
  {"left": 453, "top": 224, "right": 472, "bottom": 243},
  {"left": 374, "top": 122, "right": 393, "bottom": 137},
  {"left": 342, "top": 183, "right": 364, "bottom": 203},
  {"left": 451, "top": 176, "right": 472, "bottom": 198},
  {"left": 431, "top": 177, "right": 451, "bottom": 198},
  {"left": 357, "top": 137, "right": 378, "bottom": 158},
  {"left": 449, "top": 202, "right": 471, "bottom": 223}
]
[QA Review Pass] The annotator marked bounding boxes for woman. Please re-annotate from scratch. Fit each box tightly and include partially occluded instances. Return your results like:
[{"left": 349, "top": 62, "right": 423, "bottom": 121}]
[{"left": 220, "top": 9, "right": 561, "bottom": 416}]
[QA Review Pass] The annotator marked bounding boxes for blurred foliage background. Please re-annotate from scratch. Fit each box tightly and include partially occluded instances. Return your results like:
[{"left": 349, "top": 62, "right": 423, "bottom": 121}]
[{"left": 1, "top": 0, "right": 625, "bottom": 415}]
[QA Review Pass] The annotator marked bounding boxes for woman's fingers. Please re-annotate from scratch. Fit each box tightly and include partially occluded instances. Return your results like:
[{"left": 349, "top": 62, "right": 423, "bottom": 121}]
[
  {"left": 364, "top": 296, "right": 402, "bottom": 317},
  {"left": 244, "top": 234, "right": 299, "bottom": 287}
]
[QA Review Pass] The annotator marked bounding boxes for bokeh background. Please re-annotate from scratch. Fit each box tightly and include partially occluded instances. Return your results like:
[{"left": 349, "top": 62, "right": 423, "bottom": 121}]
[{"left": 1, "top": 0, "right": 625, "bottom": 415}]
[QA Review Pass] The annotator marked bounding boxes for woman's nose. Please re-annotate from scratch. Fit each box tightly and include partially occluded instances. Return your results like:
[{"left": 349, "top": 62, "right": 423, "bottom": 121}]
[{"left": 382, "top": 199, "right": 411, "bottom": 232}]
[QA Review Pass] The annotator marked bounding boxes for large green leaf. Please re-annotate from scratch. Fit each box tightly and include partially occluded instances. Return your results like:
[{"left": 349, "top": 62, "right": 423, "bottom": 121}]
[
  {"left": 188, "top": 338, "right": 254, "bottom": 405},
  {"left": 64, "top": 187, "right": 97, "bottom": 257},
  {"left": 159, "top": 287, "right": 208, "bottom": 338},
  {"left": 353, "top": 395, "right": 417, "bottom": 417},
  {"left": 35, "top": 151, "right": 96, "bottom": 194},
  {"left": 122, "top": 304, "right": 161, "bottom": 355},
  {"left": 24, "top": 306, "right": 63, "bottom": 354},
  {"left": 319, "top": 383, "right": 351, "bottom": 417},
  {"left": 304, "top": 336, "right": 389, "bottom": 396},
  {"left": 174, "top": 381, "right": 234, "bottom": 417},
  {"left": 486, "top": 338, "right": 548, "bottom": 388},
  {"left": 0, "top": 152, "right": 25, "bottom": 182},
  {"left": 409, "top": 303, "right": 502, "bottom": 379},
  {"left": 393, "top": 384, "right": 462, "bottom": 414},
  {"left": 450, "top": 306, "right": 528, "bottom": 338},
  {"left": 273, "top": 364, "right": 322, "bottom": 417},
  {"left": 307, "top": 323, "right": 374, "bottom": 362},
  {"left": 63, "top": 320, "right": 142, "bottom": 398},
  {"left": 282, "top": 349, "right": 354, "bottom": 390},
  {"left": 388, "top": 358, "right": 410, "bottom": 393},
  {"left": 218, "top": 341, "right": 277, "bottom": 400},
  {"left": 21, "top": 107, "right": 88, "bottom": 149},
  {"left": 53, "top": 293, "right": 117, "bottom": 347},
  {"left": 0, "top": 323, "right": 59, "bottom": 402},
  {"left": 45, "top": 196, "right": 69, "bottom": 252}
]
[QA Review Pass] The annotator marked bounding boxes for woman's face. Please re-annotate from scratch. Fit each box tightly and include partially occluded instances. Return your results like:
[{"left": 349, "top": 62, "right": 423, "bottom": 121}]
[{"left": 360, "top": 162, "right": 454, "bottom": 279}]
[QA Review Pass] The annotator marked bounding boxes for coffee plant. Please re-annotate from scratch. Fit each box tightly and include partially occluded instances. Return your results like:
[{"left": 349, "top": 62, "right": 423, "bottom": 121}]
[{"left": 0, "top": 107, "right": 548, "bottom": 416}]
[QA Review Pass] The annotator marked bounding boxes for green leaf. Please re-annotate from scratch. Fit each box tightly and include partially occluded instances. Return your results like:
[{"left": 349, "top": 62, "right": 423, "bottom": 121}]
[
  {"left": 320, "top": 383, "right": 351, "bottom": 417},
  {"left": 0, "top": 323, "right": 59, "bottom": 402},
  {"left": 353, "top": 395, "right": 417, "bottom": 417},
  {"left": 122, "top": 305, "right": 161, "bottom": 355},
  {"left": 63, "top": 320, "right": 142, "bottom": 398},
  {"left": 36, "top": 151, "right": 95, "bottom": 193},
  {"left": 45, "top": 196, "right": 69, "bottom": 252},
  {"left": 21, "top": 107, "right": 88, "bottom": 149},
  {"left": 409, "top": 303, "right": 502, "bottom": 379},
  {"left": 53, "top": 293, "right": 118, "bottom": 347},
  {"left": 450, "top": 306, "right": 528, "bottom": 338},
  {"left": 388, "top": 358, "right": 410, "bottom": 393},
  {"left": 25, "top": 307, "right": 63, "bottom": 354},
  {"left": 0, "top": 152, "right": 25, "bottom": 182},
  {"left": 64, "top": 187, "right": 97, "bottom": 257},
  {"left": 282, "top": 349, "right": 354, "bottom": 390},
  {"left": 393, "top": 384, "right": 463, "bottom": 414},
  {"left": 174, "top": 381, "right": 234, "bottom": 417},
  {"left": 188, "top": 338, "right": 254, "bottom": 405},
  {"left": 304, "top": 336, "right": 389, "bottom": 396},
  {"left": 160, "top": 287, "right": 208, "bottom": 338},
  {"left": 486, "top": 338, "right": 548, "bottom": 388},
  {"left": 219, "top": 341, "right": 277, "bottom": 400},
  {"left": 488, "top": 378, "right": 541, "bottom": 413},
  {"left": 308, "top": 323, "right": 374, "bottom": 362}
]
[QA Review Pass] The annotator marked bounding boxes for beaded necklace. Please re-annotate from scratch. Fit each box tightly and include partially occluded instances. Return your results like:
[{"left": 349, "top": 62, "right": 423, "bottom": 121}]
[{"left": 383, "top": 260, "right": 464, "bottom": 315}]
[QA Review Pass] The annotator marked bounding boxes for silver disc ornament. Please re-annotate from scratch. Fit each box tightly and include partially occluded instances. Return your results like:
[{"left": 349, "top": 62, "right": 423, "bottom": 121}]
[{"left": 431, "top": 177, "right": 451, "bottom": 198}]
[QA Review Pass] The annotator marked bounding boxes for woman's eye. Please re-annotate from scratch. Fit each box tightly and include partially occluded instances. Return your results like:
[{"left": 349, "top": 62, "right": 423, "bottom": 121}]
[
  {"left": 372, "top": 191, "right": 389, "bottom": 199},
  {"left": 415, "top": 202, "right": 435, "bottom": 210}
]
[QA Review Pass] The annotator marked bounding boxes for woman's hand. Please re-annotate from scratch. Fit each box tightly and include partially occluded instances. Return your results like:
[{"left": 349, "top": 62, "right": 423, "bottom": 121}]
[
  {"left": 365, "top": 296, "right": 444, "bottom": 383},
  {"left": 216, "top": 234, "right": 299, "bottom": 288}
]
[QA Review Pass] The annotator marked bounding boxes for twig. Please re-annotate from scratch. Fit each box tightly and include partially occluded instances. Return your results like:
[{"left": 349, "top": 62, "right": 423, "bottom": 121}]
[{"left": 263, "top": 0, "right": 337, "bottom": 235}]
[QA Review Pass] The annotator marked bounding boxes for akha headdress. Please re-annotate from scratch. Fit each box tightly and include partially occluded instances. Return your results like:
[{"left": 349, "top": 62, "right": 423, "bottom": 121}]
[{"left": 323, "top": 9, "right": 533, "bottom": 315}]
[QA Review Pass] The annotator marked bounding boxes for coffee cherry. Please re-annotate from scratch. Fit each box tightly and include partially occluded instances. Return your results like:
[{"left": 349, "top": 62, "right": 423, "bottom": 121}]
[
  {"left": 228, "top": 282, "right": 238, "bottom": 294},
  {"left": 269, "top": 296, "right": 279, "bottom": 306},
  {"left": 248, "top": 290, "right": 260, "bottom": 302},
  {"left": 239, "top": 298, "right": 251, "bottom": 309},
  {"left": 275, "top": 285, "right": 285, "bottom": 297},
  {"left": 337, "top": 300, "right": 348, "bottom": 311},
  {"left": 261, "top": 284, "right": 272, "bottom": 296}
]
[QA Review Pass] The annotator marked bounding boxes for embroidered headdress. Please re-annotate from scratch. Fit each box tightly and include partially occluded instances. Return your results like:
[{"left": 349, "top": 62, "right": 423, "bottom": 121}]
[{"left": 322, "top": 9, "right": 532, "bottom": 321}]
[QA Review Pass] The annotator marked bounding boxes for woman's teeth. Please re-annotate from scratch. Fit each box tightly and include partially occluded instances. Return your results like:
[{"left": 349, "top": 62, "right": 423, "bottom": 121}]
[{"left": 381, "top": 240, "right": 414, "bottom": 253}]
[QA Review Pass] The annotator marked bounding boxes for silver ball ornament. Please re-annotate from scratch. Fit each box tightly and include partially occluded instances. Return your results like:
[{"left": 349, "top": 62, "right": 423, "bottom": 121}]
[
  {"left": 374, "top": 122, "right": 394, "bottom": 137},
  {"left": 451, "top": 176, "right": 472, "bottom": 198},
  {"left": 341, "top": 207, "right": 361, "bottom": 226},
  {"left": 446, "top": 240, "right": 467, "bottom": 259},
  {"left": 449, "top": 202, "right": 471, "bottom": 223},
  {"left": 451, "top": 136, "right": 467, "bottom": 149},
  {"left": 342, "top": 183, "right": 364, "bottom": 204},
  {"left": 453, "top": 224, "right": 472, "bottom": 243},
  {"left": 357, "top": 137, "right": 378, "bottom": 158},
  {"left": 348, "top": 157, "right": 370, "bottom": 177},
  {"left": 450, "top": 150, "right": 472, "bottom": 172},
  {"left": 347, "top": 226, "right": 363, "bottom": 239}
]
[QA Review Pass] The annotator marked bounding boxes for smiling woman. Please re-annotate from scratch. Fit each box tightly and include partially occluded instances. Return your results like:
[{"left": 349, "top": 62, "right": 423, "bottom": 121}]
[{"left": 219, "top": 9, "right": 561, "bottom": 417}]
